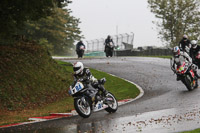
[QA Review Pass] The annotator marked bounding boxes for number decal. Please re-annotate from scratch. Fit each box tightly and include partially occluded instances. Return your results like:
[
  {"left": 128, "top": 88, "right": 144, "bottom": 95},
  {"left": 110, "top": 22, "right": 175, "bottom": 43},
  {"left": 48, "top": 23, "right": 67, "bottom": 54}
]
[
  {"left": 98, "top": 103, "right": 102, "bottom": 109},
  {"left": 74, "top": 82, "right": 83, "bottom": 92},
  {"left": 70, "top": 82, "right": 84, "bottom": 95},
  {"left": 75, "top": 83, "right": 82, "bottom": 91}
]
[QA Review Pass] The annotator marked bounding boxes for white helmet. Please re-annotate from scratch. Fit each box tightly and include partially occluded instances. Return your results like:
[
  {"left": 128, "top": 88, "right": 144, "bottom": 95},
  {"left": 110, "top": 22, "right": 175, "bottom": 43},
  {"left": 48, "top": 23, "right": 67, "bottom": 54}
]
[
  {"left": 191, "top": 40, "right": 197, "bottom": 48},
  {"left": 173, "top": 46, "right": 180, "bottom": 56},
  {"left": 73, "top": 62, "right": 84, "bottom": 75}
]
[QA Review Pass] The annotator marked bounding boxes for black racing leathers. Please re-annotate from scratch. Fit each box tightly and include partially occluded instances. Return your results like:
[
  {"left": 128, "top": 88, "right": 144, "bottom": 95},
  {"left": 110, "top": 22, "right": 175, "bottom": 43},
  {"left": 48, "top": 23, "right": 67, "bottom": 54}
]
[
  {"left": 179, "top": 39, "right": 191, "bottom": 52},
  {"left": 74, "top": 68, "right": 106, "bottom": 94},
  {"left": 190, "top": 45, "right": 200, "bottom": 63},
  {"left": 104, "top": 38, "right": 114, "bottom": 51},
  {"left": 76, "top": 41, "right": 85, "bottom": 52}
]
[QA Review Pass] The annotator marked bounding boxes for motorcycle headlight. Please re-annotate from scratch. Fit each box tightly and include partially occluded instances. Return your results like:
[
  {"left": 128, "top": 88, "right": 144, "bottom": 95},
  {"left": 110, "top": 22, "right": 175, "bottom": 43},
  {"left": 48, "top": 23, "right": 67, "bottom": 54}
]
[{"left": 68, "top": 86, "right": 72, "bottom": 95}]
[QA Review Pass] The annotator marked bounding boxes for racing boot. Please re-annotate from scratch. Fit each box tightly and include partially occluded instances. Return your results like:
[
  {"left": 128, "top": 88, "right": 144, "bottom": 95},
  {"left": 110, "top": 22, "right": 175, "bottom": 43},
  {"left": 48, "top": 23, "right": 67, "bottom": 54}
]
[
  {"left": 98, "top": 85, "right": 108, "bottom": 97},
  {"left": 102, "top": 90, "right": 108, "bottom": 97}
]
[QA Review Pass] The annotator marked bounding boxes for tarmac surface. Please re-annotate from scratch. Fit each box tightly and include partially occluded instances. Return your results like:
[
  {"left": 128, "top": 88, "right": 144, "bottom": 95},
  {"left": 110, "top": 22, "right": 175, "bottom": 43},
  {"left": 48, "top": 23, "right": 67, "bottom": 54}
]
[{"left": 1, "top": 57, "right": 200, "bottom": 133}]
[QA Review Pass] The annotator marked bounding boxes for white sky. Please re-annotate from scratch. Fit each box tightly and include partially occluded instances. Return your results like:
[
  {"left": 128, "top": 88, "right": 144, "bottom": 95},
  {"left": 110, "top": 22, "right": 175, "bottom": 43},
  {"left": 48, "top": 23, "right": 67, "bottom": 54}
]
[{"left": 69, "top": 0, "right": 163, "bottom": 48}]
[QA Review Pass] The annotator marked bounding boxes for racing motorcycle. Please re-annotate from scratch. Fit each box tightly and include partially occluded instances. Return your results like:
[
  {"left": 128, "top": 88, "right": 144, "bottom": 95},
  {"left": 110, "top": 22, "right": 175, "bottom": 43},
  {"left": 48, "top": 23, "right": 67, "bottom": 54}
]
[
  {"left": 68, "top": 78, "right": 118, "bottom": 118},
  {"left": 170, "top": 59, "right": 198, "bottom": 91},
  {"left": 105, "top": 42, "right": 114, "bottom": 57},
  {"left": 77, "top": 45, "right": 85, "bottom": 58}
]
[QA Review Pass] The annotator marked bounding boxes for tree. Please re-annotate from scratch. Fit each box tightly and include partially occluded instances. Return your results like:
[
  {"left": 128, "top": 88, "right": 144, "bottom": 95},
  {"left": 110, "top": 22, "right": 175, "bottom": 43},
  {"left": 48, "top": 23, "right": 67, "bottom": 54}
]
[
  {"left": 148, "top": 0, "right": 200, "bottom": 47},
  {"left": 0, "top": 0, "right": 69, "bottom": 44},
  {"left": 20, "top": 5, "right": 82, "bottom": 55}
]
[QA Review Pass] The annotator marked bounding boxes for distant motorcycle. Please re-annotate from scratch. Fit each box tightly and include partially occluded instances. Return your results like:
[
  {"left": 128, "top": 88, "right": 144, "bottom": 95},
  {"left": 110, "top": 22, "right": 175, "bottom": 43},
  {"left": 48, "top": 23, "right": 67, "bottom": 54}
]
[
  {"left": 170, "top": 59, "right": 198, "bottom": 91},
  {"left": 77, "top": 45, "right": 85, "bottom": 58},
  {"left": 68, "top": 78, "right": 118, "bottom": 118},
  {"left": 105, "top": 42, "right": 114, "bottom": 57}
]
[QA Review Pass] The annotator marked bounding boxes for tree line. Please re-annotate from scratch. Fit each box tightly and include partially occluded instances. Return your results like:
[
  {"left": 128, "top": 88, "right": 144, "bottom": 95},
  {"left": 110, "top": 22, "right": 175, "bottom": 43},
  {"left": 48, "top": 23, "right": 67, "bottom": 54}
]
[
  {"left": 0, "top": 0, "right": 82, "bottom": 55},
  {"left": 148, "top": 0, "right": 200, "bottom": 47}
]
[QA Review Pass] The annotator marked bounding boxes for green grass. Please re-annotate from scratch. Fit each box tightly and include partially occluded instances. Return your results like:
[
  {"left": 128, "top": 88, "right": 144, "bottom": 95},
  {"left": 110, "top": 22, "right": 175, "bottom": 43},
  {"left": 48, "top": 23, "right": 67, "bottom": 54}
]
[
  {"left": 89, "top": 68, "right": 140, "bottom": 100},
  {"left": 181, "top": 128, "right": 200, "bottom": 133},
  {"left": 0, "top": 43, "right": 72, "bottom": 111},
  {"left": 57, "top": 60, "right": 140, "bottom": 100}
]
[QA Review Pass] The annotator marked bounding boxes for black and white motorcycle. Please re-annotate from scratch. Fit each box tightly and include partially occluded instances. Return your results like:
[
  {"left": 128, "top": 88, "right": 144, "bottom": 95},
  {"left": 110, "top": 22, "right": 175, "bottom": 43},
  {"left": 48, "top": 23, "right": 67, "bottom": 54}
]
[
  {"left": 77, "top": 45, "right": 85, "bottom": 58},
  {"left": 105, "top": 42, "right": 114, "bottom": 57},
  {"left": 68, "top": 78, "right": 118, "bottom": 118}
]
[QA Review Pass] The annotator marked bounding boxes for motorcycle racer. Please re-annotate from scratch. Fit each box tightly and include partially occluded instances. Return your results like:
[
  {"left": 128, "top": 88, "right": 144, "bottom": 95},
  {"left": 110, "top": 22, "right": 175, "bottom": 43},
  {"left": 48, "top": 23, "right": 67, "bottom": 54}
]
[
  {"left": 73, "top": 62, "right": 108, "bottom": 95},
  {"left": 179, "top": 34, "right": 191, "bottom": 53},
  {"left": 171, "top": 46, "right": 199, "bottom": 80},
  {"left": 190, "top": 40, "right": 200, "bottom": 64},
  {"left": 104, "top": 35, "right": 114, "bottom": 51},
  {"left": 76, "top": 40, "right": 85, "bottom": 58}
]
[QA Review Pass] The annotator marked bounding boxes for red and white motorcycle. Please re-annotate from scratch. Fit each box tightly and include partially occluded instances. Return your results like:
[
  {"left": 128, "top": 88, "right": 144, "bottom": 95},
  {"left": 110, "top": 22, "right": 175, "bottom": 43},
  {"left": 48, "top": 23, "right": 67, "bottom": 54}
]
[{"left": 170, "top": 59, "right": 198, "bottom": 91}]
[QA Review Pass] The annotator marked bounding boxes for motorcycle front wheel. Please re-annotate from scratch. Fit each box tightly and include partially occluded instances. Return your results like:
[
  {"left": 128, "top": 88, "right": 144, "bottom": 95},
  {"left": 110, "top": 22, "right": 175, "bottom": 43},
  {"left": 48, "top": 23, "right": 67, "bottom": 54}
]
[
  {"left": 74, "top": 97, "right": 91, "bottom": 118},
  {"left": 184, "top": 75, "right": 195, "bottom": 91},
  {"left": 104, "top": 92, "right": 118, "bottom": 113}
]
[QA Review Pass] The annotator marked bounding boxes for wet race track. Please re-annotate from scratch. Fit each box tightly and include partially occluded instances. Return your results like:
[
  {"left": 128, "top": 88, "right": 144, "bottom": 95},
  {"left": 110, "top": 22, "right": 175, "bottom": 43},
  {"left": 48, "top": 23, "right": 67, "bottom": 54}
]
[{"left": 2, "top": 57, "right": 200, "bottom": 133}]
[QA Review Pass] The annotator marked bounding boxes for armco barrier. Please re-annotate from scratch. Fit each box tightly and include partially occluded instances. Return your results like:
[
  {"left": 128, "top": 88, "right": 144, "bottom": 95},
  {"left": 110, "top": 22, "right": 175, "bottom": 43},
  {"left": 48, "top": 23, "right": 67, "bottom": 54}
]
[
  {"left": 115, "top": 48, "right": 172, "bottom": 56},
  {"left": 84, "top": 51, "right": 105, "bottom": 56}
]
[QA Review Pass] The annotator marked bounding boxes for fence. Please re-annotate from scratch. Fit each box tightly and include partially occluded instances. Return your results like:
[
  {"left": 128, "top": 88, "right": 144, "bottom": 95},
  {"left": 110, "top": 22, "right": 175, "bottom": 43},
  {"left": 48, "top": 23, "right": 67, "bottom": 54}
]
[{"left": 85, "top": 33, "right": 134, "bottom": 52}]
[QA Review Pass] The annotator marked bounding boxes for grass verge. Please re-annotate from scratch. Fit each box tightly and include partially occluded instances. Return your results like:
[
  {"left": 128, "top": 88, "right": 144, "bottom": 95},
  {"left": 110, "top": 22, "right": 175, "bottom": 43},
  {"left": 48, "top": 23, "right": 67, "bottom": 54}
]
[
  {"left": 0, "top": 60, "right": 140, "bottom": 126},
  {"left": 181, "top": 128, "right": 200, "bottom": 133}
]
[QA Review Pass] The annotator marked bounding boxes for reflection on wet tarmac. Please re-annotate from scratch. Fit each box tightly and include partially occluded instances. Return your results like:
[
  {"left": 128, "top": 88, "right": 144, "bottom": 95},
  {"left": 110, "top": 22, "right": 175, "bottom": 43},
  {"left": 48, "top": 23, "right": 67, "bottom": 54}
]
[{"left": 32, "top": 103, "right": 200, "bottom": 133}]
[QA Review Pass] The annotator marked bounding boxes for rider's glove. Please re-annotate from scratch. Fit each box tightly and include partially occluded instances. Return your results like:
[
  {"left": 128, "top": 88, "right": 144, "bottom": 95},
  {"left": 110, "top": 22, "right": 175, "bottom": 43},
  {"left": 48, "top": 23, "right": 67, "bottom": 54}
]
[
  {"left": 78, "top": 78, "right": 84, "bottom": 82},
  {"left": 191, "top": 64, "right": 198, "bottom": 70}
]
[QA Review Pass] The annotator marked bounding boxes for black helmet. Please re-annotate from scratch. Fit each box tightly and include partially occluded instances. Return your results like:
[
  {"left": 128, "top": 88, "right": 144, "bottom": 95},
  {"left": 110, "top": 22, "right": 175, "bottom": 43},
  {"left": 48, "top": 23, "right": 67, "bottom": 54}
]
[{"left": 183, "top": 34, "right": 188, "bottom": 40}]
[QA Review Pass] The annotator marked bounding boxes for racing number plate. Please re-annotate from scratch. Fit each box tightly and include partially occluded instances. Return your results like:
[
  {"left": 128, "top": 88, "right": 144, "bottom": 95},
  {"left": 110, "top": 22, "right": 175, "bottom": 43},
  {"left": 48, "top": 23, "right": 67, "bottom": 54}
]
[{"left": 69, "top": 82, "right": 84, "bottom": 95}]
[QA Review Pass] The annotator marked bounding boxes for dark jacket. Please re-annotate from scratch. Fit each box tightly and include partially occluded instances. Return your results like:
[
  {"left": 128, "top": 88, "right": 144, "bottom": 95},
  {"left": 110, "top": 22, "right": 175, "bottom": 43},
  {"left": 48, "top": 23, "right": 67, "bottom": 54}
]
[
  {"left": 76, "top": 41, "right": 85, "bottom": 51},
  {"left": 74, "top": 68, "right": 97, "bottom": 85},
  {"left": 190, "top": 45, "right": 200, "bottom": 61},
  {"left": 105, "top": 38, "right": 114, "bottom": 46},
  {"left": 179, "top": 39, "right": 191, "bottom": 51}
]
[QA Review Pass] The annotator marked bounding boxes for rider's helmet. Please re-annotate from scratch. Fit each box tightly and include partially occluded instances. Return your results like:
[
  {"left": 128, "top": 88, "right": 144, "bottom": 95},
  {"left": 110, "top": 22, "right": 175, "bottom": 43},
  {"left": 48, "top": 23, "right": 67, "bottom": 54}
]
[
  {"left": 107, "top": 35, "right": 111, "bottom": 39},
  {"left": 73, "top": 62, "right": 84, "bottom": 75},
  {"left": 183, "top": 34, "right": 188, "bottom": 41},
  {"left": 191, "top": 40, "right": 197, "bottom": 49},
  {"left": 173, "top": 46, "right": 180, "bottom": 57}
]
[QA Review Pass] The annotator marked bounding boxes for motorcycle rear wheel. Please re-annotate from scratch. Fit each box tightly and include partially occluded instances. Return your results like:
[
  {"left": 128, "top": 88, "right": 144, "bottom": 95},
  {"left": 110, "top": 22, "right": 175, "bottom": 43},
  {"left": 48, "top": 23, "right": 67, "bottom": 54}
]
[{"left": 74, "top": 97, "right": 91, "bottom": 118}]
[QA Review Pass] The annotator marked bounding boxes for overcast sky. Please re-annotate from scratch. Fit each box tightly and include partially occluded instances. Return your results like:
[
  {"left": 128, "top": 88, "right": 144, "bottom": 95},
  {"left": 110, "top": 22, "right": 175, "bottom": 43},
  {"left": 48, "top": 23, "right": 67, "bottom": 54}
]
[{"left": 69, "top": 0, "right": 163, "bottom": 48}]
